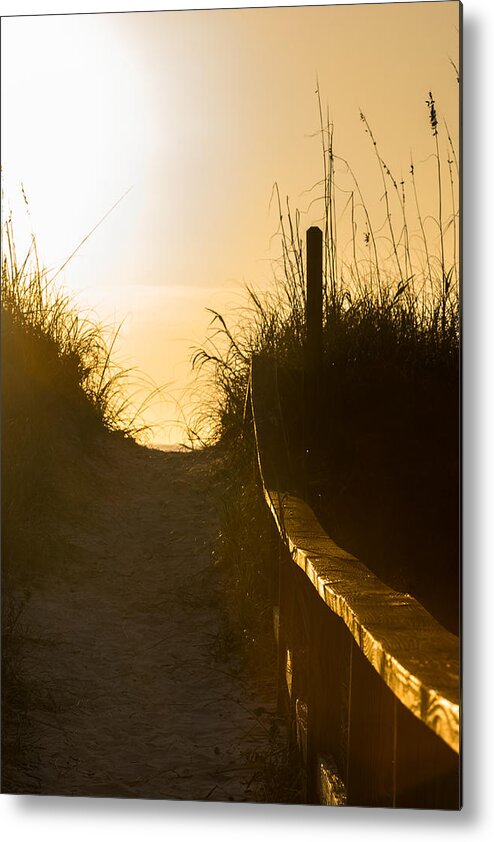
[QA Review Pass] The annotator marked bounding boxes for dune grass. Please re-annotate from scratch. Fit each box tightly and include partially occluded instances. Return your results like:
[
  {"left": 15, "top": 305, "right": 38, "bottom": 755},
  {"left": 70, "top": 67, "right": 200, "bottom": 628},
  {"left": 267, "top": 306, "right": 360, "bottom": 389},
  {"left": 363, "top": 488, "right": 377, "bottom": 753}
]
[
  {"left": 2, "top": 215, "right": 159, "bottom": 433},
  {"left": 1, "top": 212, "right": 167, "bottom": 579},
  {"left": 194, "top": 91, "right": 459, "bottom": 633},
  {"left": 1, "top": 212, "right": 161, "bottom": 783},
  {"left": 195, "top": 89, "right": 458, "bottom": 435}
]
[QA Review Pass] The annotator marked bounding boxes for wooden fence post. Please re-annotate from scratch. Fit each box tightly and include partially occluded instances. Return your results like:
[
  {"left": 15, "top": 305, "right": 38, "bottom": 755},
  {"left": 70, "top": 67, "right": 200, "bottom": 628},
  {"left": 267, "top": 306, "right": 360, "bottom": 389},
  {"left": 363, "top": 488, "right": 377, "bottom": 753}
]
[
  {"left": 306, "top": 226, "right": 323, "bottom": 372},
  {"left": 305, "top": 226, "right": 323, "bottom": 490}
]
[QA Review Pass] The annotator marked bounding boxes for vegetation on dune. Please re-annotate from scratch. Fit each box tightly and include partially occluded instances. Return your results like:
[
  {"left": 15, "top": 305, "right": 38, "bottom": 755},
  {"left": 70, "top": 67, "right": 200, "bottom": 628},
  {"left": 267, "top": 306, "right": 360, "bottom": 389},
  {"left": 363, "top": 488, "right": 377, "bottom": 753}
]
[
  {"left": 3, "top": 218, "right": 154, "bottom": 573},
  {"left": 1, "top": 212, "right": 158, "bottom": 784},
  {"left": 195, "top": 90, "right": 459, "bottom": 633},
  {"left": 195, "top": 90, "right": 458, "bottom": 435},
  {"left": 2, "top": 217, "right": 158, "bottom": 431}
]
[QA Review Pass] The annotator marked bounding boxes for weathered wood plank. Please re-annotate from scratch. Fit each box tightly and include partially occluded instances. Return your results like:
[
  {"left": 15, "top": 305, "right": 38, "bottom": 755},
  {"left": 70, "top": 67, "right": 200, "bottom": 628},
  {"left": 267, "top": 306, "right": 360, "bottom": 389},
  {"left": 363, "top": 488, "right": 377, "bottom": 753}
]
[
  {"left": 250, "top": 354, "right": 460, "bottom": 756},
  {"left": 395, "top": 696, "right": 460, "bottom": 809},
  {"left": 306, "top": 586, "right": 351, "bottom": 800},
  {"left": 346, "top": 640, "right": 396, "bottom": 807}
]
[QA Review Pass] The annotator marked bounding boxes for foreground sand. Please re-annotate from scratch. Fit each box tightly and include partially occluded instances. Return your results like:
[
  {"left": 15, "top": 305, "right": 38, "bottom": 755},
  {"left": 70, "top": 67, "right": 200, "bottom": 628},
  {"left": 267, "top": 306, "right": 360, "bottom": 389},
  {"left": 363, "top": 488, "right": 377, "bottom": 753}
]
[{"left": 4, "top": 439, "right": 277, "bottom": 801}]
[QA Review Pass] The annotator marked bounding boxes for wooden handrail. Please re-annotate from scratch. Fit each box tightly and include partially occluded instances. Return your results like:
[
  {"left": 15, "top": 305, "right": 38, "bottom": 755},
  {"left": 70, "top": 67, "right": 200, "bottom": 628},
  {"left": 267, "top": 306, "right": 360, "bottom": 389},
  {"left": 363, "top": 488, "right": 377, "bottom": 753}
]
[{"left": 248, "top": 354, "right": 460, "bottom": 757}]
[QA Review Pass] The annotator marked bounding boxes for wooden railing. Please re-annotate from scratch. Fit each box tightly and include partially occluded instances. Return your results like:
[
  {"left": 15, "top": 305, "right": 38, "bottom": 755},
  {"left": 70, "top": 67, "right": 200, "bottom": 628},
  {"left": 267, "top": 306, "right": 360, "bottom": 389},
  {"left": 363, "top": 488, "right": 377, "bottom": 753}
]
[{"left": 247, "top": 353, "right": 460, "bottom": 809}]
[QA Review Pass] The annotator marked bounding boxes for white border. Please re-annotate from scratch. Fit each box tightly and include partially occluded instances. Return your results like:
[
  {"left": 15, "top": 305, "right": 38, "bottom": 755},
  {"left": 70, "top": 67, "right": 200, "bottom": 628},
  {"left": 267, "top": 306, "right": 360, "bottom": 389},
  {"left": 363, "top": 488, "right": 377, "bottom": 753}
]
[{"left": 2, "top": 1, "right": 493, "bottom": 839}]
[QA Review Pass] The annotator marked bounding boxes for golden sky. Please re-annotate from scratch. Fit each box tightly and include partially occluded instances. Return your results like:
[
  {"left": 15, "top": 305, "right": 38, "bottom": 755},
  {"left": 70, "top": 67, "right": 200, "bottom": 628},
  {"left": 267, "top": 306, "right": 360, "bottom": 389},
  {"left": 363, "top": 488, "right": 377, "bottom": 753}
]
[{"left": 1, "top": 1, "right": 460, "bottom": 443}]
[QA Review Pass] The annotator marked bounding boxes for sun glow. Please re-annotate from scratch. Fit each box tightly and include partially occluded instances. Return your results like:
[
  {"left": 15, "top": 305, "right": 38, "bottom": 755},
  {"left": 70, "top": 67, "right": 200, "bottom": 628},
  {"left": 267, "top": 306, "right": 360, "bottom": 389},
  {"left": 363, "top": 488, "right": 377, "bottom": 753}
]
[
  {"left": 2, "top": 5, "right": 459, "bottom": 445},
  {"left": 1, "top": 14, "right": 191, "bottom": 442},
  {"left": 1, "top": 15, "right": 160, "bottom": 288}
]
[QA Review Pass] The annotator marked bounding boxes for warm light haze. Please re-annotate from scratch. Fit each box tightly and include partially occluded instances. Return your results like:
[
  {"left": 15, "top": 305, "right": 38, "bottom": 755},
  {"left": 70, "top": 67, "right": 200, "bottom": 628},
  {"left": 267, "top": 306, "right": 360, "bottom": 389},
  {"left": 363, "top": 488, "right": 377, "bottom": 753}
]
[{"left": 1, "top": 1, "right": 462, "bottom": 808}]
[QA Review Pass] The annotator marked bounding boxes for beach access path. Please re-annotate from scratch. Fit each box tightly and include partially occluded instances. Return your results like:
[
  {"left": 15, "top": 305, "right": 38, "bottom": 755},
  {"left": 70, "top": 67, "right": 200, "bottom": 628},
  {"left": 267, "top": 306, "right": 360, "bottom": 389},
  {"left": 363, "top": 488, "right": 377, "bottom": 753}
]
[{"left": 6, "top": 440, "right": 277, "bottom": 801}]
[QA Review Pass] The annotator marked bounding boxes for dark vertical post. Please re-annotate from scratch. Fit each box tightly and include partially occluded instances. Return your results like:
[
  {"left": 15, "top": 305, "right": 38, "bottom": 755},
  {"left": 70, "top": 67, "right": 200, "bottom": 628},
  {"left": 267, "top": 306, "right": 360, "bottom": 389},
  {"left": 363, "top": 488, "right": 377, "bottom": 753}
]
[
  {"left": 305, "top": 226, "right": 323, "bottom": 491},
  {"left": 306, "top": 226, "right": 323, "bottom": 373}
]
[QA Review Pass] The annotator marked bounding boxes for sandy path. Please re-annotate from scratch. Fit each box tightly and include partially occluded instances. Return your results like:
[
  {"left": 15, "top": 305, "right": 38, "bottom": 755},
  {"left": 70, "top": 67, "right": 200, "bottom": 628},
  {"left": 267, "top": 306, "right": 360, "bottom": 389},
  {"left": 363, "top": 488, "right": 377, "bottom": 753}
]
[{"left": 7, "top": 440, "right": 275, "bottom": 801}]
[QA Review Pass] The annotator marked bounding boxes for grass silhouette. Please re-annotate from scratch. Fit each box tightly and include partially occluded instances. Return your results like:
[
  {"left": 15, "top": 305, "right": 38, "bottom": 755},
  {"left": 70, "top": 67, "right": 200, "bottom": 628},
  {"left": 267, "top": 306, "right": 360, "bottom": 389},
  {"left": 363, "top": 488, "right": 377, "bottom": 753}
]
[{"left": 194, "top": 91, "right": 459, "bottom": 634}]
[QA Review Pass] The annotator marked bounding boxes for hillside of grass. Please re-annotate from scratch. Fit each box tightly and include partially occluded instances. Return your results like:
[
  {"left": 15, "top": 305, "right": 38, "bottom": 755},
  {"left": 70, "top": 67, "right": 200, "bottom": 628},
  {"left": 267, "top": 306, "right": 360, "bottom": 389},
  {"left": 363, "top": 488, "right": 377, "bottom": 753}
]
[
  {"left": 1, "top": 224, "right": 147, "bottom": 780},
  {"left": 2, "top": 224, "right": 141, "bottom": 578},
  {"left": 195, "top": 93, "right": 460, "bottom": 635}
]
